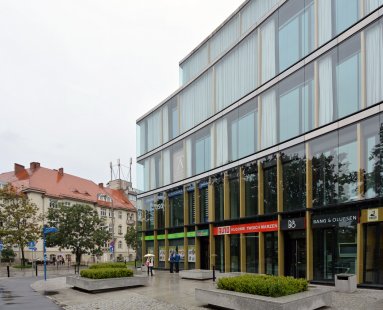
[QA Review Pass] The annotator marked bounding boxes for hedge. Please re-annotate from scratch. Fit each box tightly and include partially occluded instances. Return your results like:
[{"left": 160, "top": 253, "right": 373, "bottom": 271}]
[
  {"left": 89, "top": 262, "right": 127, "bottom": 269},
  {"left": 80, "top": 268, "right": 133, "bottom": 279},
  {"left": 217, "top": 274, "right": 308, "bottom": 298}
]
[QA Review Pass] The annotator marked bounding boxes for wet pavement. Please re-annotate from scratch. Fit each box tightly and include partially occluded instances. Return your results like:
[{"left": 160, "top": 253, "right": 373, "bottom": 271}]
[{"left": 0, "top": 277, "right": 61, "bottom": 309}]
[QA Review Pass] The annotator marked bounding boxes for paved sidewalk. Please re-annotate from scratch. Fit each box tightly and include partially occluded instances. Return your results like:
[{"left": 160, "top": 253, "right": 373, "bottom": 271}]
[{"left": 30, "top": 270, "right": 383, "bottom": 310}]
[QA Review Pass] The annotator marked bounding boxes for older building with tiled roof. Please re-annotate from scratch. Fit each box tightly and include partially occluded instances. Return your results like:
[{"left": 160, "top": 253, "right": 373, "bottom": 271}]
[{"left": 0, "top": 162, "right": 137, "bottom": 264}]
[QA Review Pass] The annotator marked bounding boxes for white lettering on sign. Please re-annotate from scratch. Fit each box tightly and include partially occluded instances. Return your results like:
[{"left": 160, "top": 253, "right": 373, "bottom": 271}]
[
  {"left": 218, "top": 226, "right": 231, "bottom": 235},
  {"left": 288, "top": 220, "right": 296, "bottom": 229}
]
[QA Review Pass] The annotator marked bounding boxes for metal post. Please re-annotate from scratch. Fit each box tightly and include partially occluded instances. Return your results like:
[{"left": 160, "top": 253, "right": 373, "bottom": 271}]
[
  {"left": 7, "top": 265, "right": 10, "bottom": 277},
  {"left": 43, "top": 228, "right": 47, "bottom": 281},
  {"left": 135, "top": 259, "right": 137, "bottom": 269},
  {"left": 213, "top": 265, "right": 216, "bottom": 282},
  {"left": 35, "top": 263, "right": 38, "bottom": 276}
]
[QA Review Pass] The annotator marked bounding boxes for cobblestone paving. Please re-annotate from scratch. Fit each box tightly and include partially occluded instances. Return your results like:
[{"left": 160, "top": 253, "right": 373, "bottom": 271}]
[{"left": 31, "top": 272, "right": 383, "bottom": 310}]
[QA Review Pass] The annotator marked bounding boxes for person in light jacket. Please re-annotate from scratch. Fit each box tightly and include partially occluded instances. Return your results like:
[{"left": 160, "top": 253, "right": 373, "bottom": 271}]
[{"left": 146, "top": 257, "right": 154, "bottom": 276}]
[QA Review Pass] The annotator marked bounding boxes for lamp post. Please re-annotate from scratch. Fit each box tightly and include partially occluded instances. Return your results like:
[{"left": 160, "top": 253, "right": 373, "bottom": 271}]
[{"left": 43, "top": 226, "right": 58, "bottom": 281}]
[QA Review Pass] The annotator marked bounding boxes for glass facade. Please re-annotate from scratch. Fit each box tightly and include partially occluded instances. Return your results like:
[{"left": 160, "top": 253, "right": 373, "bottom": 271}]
[{"left": 137, "top": 0, "right": 383, "bottom": 287}]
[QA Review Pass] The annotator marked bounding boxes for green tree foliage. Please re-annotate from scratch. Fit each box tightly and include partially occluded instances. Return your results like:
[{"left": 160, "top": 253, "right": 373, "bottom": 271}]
[
  {"left": 1, "top": 247, "right": 16, "bottom": 263},
  {"left": 0, "top": 184, "right": 41, "bottom": 266},
  {"left": 124, "top": 225, "right": 137, "bottom": 253},
  {"left": 45, "top": 203, "right": 110, "bottom": 266}
]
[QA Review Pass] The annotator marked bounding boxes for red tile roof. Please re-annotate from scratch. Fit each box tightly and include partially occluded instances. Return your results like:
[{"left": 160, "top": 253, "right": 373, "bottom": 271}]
[{"left": 0, "top": 163, "right": 135, "bottom": 212}]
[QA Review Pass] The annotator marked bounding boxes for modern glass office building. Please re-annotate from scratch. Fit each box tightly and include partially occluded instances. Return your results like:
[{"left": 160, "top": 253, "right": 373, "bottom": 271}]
[{"left": 136, "top": 0, "right": 383, "bottom": 287}]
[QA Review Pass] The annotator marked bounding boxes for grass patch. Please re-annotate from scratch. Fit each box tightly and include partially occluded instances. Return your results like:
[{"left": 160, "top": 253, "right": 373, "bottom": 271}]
[
  {"left": 217, "top": 274, "right": 308, "bottom": 298},
  {"left": 89, "top": 262, "right": 127, "bottom": 269},
  {"left": 80, "top": 268, "right": 133, "bottom": 279}
]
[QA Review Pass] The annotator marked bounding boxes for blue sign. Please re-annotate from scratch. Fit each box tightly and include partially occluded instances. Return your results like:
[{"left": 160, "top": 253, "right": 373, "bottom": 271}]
[
  {"left": 28, "top": 241, "right": 36, "bottom": 249},
  {"left": 109, "top": 246, "right": 114, "bottom": 253},
  {"left": 44, "top": 227, "right": 58, "bottom": 234},
  {"left": 0, "top": 242, "right": 3, "bottom": 252}
]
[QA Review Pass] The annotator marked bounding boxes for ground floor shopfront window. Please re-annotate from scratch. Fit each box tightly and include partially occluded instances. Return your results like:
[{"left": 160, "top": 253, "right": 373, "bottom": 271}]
[
  {"left": 313, "top": 211, "right": 357, "bottom": 282},
  {"left": 265, "top": 231, "right": 278, "bottom": 275},
  {"left": 364, "top": 222, "right": 383, "bottom": 285},
  {"left": 246, "top": 233, "right": 259, "bottom": 273},
  {"left": 215, "top": 236, "right": 225, "bottom": 272}
]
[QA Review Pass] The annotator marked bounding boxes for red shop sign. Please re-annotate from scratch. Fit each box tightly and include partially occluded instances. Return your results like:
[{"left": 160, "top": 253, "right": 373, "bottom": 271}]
[{"left": 213, "top": 220, "right": 278, "bottom": 236}]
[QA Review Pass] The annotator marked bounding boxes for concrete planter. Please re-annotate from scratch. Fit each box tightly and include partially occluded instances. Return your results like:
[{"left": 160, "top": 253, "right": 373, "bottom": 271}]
[
  {"left": 179, "top": 269, "right": 220, "bottom": 280},
  {"left": 195, "top": 286, "right": 332, "bottom": 310},
  {"left": 66, "top": 275, "right": 148, "bottom": 292}
]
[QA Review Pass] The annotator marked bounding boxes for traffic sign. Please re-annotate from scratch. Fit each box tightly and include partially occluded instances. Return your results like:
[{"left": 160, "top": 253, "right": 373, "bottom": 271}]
[
  {"left": 28, "top": 241, "right": 36, "bottom": 250},
  {"left": 0, "top": 243, "right": 3, "bottom": 252}
]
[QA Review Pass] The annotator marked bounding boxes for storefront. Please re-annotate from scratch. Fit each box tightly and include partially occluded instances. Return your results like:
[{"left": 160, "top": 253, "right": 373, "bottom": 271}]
[
  {"left": 214, "top": 220, "right": 278, "bottom": 273},
  {"left": 281, "top": 217, "right": 306, "bottom": 279},
  {"left": 362, "top": 207, "right": 383, "bottom": 286},
  {"left": 312, "top": 210, "right": 358, "bottom": 283}
]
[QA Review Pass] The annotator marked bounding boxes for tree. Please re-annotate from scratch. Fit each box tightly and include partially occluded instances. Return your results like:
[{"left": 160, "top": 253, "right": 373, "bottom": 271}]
[
  {"left": 45, "top": 203, "right": 110, "bottom": 266},
  {"left": 124, "top": 225, "right": 137, "bottom": 255},
  {"left": 0, "top": 184, "right": 41, "bottom": 266},
  {"left": 1, "top": 247, "right": 16, "bottom": 263}
]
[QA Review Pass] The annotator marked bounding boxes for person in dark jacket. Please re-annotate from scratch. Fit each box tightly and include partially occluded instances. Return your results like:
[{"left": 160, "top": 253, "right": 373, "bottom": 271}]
[
  {"left": 174, "top": 251, "right": 180, "bottom": 273},
  {"left": 169, "top": 251, "right": 175, "bottom": 273}
]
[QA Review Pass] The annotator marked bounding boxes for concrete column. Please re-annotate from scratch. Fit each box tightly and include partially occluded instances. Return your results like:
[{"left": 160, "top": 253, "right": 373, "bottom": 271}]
[
  {"left": 184, "top": 227, "right": 189, "bottom": 270},
  {"left": 195, "top": 185, "right": 201, "bottom": 224},
  {"left": 154, "top": 231, "right": 158, "bottom": 268},
  {"left": 224, "top": 234, "right": 230, "bottom": 272},
  {"left": 357, "top": 223, "right": 364, "bottom": 284},
  {"left": 208, "top": 178, "right": 215, "bottom": 222},
  {"left": 209, "top": 223, "right": 216, "bottom": 270},
  {"left": 141, "top": 232, "right": 146, "bottom": 263},
  {"left": 165, "top": 230, "right": 169, "bottom": 270},
  {"left": 184, "top": 186, "right": 189, "bottom": 226},
  {"left": 361, "top": 31, "right": 367, "bottom": 109},
  {"left": 306, "top": 143, "right": 313, "bottom": 281},
  {"left": 258, "top": 232, "right": 265, "bottom": 274},
  {"left": 224, "top": 172, "right": 230, "bottom": 220},
  {"left": 314, "top": 0, "right": 319, "bottom": 48},
  {"left": 239, "top": 167, "right": 245, "bottom": 218},
  {"left": 277, "top": 154, "right": 284, "bottom": 276}
]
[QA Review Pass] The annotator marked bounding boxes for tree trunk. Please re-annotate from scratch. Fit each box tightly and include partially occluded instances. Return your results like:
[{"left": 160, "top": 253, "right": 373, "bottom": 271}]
[
  {"left": 21, "top": 246, "right": 25, "bottom": 267},
  {"left": 75, "top": 250, "right": 82, "bottom": 269}
]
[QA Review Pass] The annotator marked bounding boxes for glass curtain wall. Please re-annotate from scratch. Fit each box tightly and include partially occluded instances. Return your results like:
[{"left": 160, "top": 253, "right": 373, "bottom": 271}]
[
  {"left": 281, "top": 144, "right": 306, "bottom": 211},
  {"left": 215, "top": 235, "right": 225, "bottom": 273},
  {"left": 169, "top": 192, "right": 184, "bottom": 227},
  {"left": 188, "top": 188, "right": 196, "bottom": 225},
  {"left": 228, "top": 169, "right": 240, "bottom": 220},
  {"left": 214, "top": 174, "right": 225, "bottom": 221},
  {"left": 143, "top": 196, "right": 155, "bottom": 230},
  {"left": 199, "top": 181, "right": 209, "bottom": 223},
  {"left": 262, "top": 155, "right": 277, "bottom": 214},
  {"left": 156, "top": 195, "right": 165, "bottom": 229},
  {"left": 265, "top": 231, "right": 278, "bottom": 275},
  {"left": 243, "top": 162, "right": 258, "bottom": 217},
  {"left": 230, "top": 234, "right": 241, "bottom": 272},
  {"left": 246, "top": 233, "right": 259, "bottom": 273}
]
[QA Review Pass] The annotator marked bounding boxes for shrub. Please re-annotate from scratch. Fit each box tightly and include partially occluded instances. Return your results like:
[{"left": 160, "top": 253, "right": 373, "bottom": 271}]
[
  {"left": 89, "top": 262, "right": 127, "bottom": 269},
  {"left": 217, "top": 274, "right": 308, "bottom": 298},
  {"left": 80, "top": 268, "right": 133, "bottom": 279}
]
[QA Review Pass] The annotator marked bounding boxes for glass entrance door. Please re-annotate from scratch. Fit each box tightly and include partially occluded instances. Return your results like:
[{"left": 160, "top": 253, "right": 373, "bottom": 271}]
[
  {"left": 200, "top": 237, "right": 209, "bottom": 270},
  {"left": 364, "top": 223, "right": 383, "bottom": 285},
  {"left": 284, "top": 231, "right": 306, "bottom": 279}
]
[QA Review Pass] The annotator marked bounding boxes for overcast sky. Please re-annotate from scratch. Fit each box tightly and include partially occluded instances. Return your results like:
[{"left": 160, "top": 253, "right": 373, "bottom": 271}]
[{"left": 0, "top": 0, "right": 244, "bottom": 186}]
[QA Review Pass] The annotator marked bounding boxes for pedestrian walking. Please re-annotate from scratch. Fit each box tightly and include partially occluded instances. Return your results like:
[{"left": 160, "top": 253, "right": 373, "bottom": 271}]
[
  {"left": 174, "top": 251, "right": 180, "bottom": 273},
  {"left": 146, "top": 257, "right": 154, "bottom": 276},
  {"left": 169, "top": 251, "right": 175, "bottom": 273}
]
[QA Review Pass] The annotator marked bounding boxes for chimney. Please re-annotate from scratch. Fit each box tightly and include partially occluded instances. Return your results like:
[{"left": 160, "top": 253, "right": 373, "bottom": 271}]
[
  {"left": 30, "top": 162, "right": 40, "bottom": 171},
  {"left": 58, "top": 168, "right": 64, "bottom": 176},
  {"left": 14, "top": 163, "right": 25, "bottom": 174},
  {"left": 98, "top": 183, "right": 104, "bottom": 188}
]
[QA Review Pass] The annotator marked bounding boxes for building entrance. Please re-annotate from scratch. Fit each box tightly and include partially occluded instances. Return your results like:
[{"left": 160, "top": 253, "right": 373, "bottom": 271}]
[
  {"left": 284, "top": 230, "right": 306, "bottom": 279},
  {"left": 364, "top": 222, "right": 383, "bottom": 285},
  {"left": 200, "top": 236, "right": 209, "bottom": 269}
]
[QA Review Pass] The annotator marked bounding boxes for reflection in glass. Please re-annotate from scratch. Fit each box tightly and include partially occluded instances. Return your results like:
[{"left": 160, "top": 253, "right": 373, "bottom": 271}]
[
  {"left": 246, "top": 233, "right": 259, "bottom": 273},
  {"left": 229, "top": 169, "right": 240, "bottom": 220},
  {"left": 230, "top": 234, "right": 241, "bottom": 272},
  {"left": 188, "top": 189, "right": 195, "bottom": 225},
  {"left": 215, "top": 236, "right": 225, "bottom": 273},
  {"left": 243, "top": 163, "right": 258, "bottom": 217},
  {"left": 263, "top": 155, "right": 277, "bottom": 214},
  {"left": 169, "top": 193, "right": 184, "bottom": 227},
  {"left": 311, "top": 132, "right": 338, "bottom": 207},
  {"left": 199, "top": 183, "right": 209, "bottom": 223},
  {"left": 265, "top": 232, "right": 278, "bottom": 275},
  {"left": 214, "top": 175, "right": 224, "bottom": 221},
  {"left": 281, "top": 144, "right": 306, "bottom": 211}
]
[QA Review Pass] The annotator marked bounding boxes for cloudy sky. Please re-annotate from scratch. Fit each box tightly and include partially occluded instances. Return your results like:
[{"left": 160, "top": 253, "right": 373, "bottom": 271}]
[{"left": 0, "top": 0, "right": 244, "bottom": 185}]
